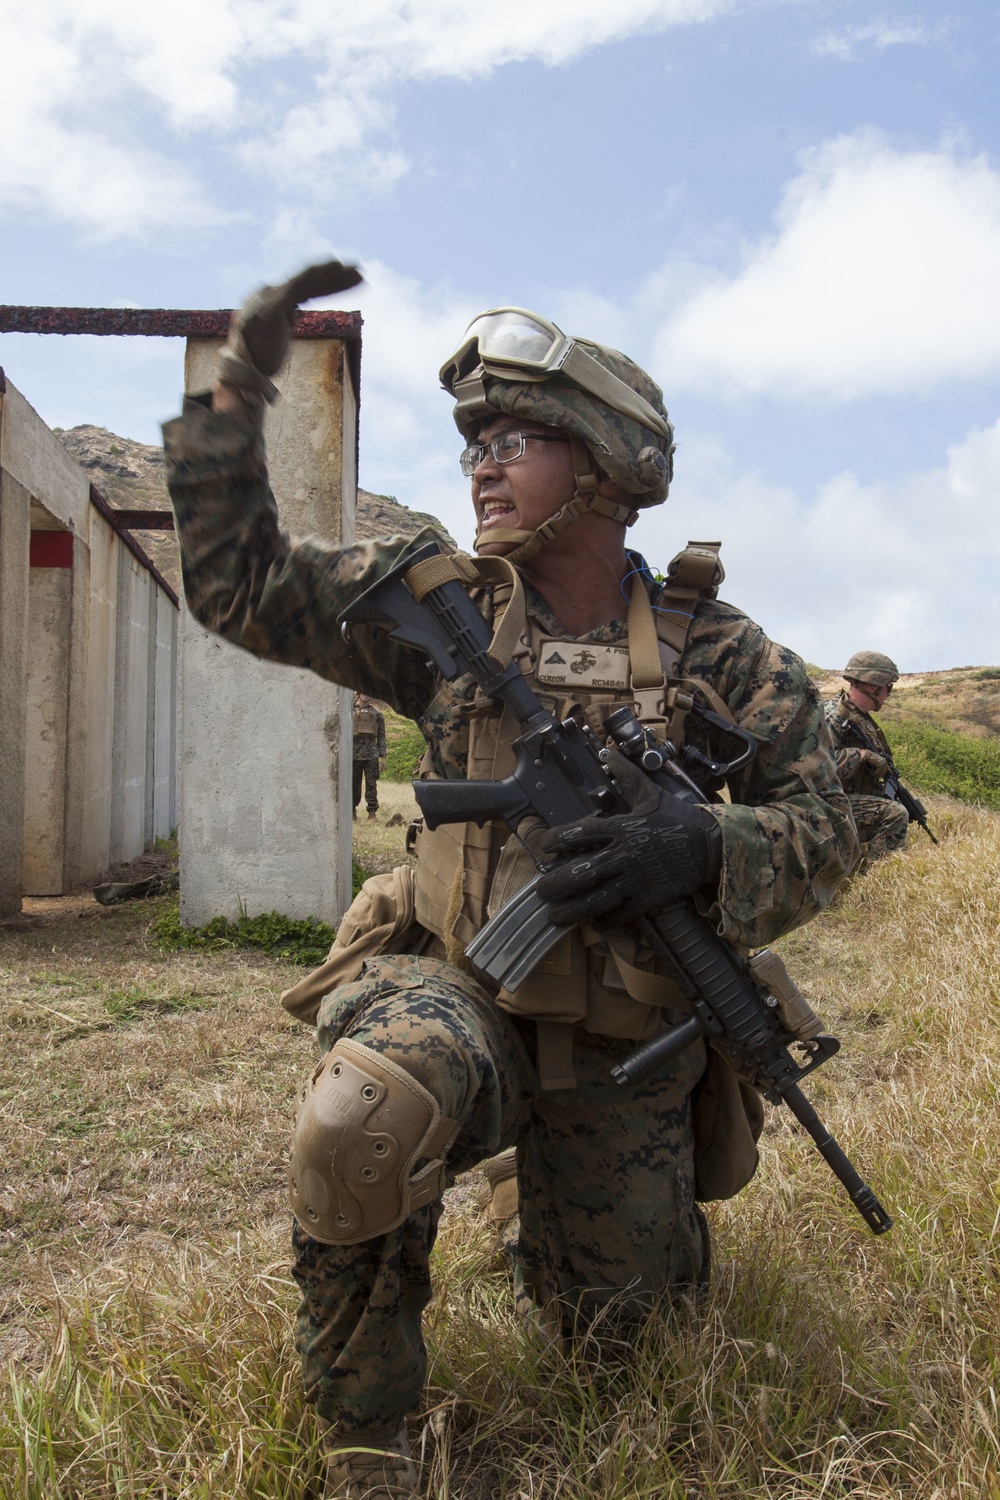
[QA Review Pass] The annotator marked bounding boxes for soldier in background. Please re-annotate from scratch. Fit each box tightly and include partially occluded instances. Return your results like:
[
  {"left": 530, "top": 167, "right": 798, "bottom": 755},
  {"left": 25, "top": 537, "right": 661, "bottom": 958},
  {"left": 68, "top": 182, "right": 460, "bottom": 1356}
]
[
  {"left": 825, "top": 652, "right": 909, "bottom": 862},
  {"left": 352, "top": 692, "right": 387, "bottom": 820}
]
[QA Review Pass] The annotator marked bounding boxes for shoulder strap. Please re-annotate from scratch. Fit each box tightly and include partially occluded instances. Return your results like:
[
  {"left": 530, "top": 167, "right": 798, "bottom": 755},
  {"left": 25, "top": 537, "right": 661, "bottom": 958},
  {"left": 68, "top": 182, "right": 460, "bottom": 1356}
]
[{"left": 654, "top": 540, "right": 724, "bottom": 654}]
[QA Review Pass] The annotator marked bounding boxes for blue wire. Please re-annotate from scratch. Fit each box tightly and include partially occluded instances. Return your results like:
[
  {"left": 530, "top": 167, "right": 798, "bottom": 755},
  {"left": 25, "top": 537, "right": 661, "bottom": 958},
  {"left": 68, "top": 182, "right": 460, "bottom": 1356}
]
[{"left": 619, "top": 559, "right": 694, "bottom": 621}]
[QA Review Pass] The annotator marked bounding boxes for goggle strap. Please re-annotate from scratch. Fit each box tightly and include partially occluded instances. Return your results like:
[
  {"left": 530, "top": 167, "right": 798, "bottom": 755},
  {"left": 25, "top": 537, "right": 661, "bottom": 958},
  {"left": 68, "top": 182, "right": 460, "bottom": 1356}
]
[{"left": 560, "top": 345, "right": 673, "bottom": 440}]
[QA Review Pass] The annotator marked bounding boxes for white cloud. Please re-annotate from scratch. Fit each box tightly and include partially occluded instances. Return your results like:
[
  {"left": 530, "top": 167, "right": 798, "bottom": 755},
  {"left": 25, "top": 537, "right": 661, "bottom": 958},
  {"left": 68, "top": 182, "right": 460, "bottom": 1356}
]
[
  {"left": 811, "top": 17, "right": 934, "bottom": 61},
  {"left": 632, "top": 418, "right": 1000, "bottom": 669},
  {"left": 0, "top": 0, "right": 739, "bottom": 239},
  {"left": 340, "top": 261, "right": 481, "bottom": 544},
  {"left": 322, "top": 258, "right": 999, "bottom": 670},
  {"left": 656, "top": 133, "right": 1000, "bottom": 400}
]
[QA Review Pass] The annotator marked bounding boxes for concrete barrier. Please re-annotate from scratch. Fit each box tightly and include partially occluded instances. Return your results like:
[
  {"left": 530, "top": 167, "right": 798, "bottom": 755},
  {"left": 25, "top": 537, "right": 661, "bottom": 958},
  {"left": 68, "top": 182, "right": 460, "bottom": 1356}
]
[
  {"left": 0, "top": 373, "right": 179, "bottom": 913},
  {"left": 177, "top": 337, "right": 356, "bottom": 928}
]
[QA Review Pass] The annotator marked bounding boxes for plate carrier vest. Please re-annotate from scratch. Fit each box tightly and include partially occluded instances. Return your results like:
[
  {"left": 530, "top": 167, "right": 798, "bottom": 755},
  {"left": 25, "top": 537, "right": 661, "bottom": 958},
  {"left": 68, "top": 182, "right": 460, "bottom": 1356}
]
[{"left": 409, "top": 541, "right": 733, "bottom": 1088}]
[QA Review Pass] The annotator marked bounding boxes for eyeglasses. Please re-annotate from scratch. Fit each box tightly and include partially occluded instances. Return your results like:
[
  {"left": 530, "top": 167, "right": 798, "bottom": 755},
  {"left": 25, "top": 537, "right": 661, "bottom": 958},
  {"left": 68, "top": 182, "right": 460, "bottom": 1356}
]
[
  {"left": 459, "top": 430, "right": 567, "bottom": 477},
  {"left": 440, "top": 306, "right": 672, "bottom": 440}
]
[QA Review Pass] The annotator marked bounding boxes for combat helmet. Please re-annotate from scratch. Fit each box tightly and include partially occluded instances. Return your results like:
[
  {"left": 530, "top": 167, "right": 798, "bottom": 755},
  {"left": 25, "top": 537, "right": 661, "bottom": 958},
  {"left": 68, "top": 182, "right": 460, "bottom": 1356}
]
[
  {"left": 843, "top": 651, "right": 900, "bottom": 687},
  {"left": 439, "top": 308, "right": 675, "bottom": 564}
]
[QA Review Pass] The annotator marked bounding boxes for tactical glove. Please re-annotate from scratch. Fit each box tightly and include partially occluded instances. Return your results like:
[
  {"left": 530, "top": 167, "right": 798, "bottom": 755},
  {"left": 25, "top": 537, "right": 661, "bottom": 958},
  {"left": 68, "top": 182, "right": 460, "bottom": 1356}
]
[
  {"left": 535, "top": 747, "right": 722, "bottom": 928},
  {"left": 217, "top": 260, "right": 363, "bottom": 404},
  {"left": 862, "top": 749, "right": 889, "bottom": 778}
]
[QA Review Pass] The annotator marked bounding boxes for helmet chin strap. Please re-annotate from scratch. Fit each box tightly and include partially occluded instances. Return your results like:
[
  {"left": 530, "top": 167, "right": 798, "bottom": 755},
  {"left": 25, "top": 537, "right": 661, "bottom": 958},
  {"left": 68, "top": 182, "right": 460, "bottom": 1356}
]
[{"left": 473, "top": 437, "right": 638, "bottom": 567}]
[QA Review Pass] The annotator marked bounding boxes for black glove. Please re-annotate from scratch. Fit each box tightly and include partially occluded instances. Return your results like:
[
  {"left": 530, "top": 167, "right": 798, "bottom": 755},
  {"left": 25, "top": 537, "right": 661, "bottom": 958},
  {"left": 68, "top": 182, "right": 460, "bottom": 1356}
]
[
  {"left": 217, "top": 259, "right": 364, "bottom": 403},
  {"left": 535, "top": 748, "right": 722, "bottom": 928}
]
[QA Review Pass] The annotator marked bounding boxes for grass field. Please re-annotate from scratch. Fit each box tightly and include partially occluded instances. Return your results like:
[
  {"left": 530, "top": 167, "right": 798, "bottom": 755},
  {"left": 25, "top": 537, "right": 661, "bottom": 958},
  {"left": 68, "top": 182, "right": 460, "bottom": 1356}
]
[{"left": 2, "top": 789, "right": 999, "bottom": 1496}]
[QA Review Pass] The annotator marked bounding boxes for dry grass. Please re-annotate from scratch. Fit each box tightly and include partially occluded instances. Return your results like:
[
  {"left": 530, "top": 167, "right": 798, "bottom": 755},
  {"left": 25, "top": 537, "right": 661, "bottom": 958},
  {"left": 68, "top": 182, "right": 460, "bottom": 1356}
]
[
  {"left": 2, "top": 795, "right": 1000, "bottom": 1496},
  {"left": 350, "top": 781, "right": 421, "bottom": 874}
]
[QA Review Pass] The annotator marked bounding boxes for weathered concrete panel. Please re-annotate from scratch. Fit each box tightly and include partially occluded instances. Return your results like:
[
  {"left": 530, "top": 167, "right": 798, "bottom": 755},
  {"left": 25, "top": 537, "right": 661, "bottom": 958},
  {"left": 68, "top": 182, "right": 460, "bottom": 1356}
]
[
  {"left": 178, "top": 338, "right": 353, "bottom": 926},
  {"left": 110, "top": 551, "right": 152, "bottom": 866},
  {"left": 0, "top": 467, "right": 30, "bottom": 915},
  {"left": 179, "top": 619, "right": 347, "bottom": 922},
  {"left": 2, "top": 373, "right": 178, "bottom": 895},
  {"left": 152, "top": 589, "right": 175, "bottom": 840},
  {"left": 23, "top": 564, "right": 72, "bottom": 893},
  {"left": 0, "top": 383, "right": 89, "bottom": 536},
  {"left": 61, "top": 532, "right": 91, "bottom": 890},
  {"left": 80, "top": 510, "right": 118, "bottom": 882}
]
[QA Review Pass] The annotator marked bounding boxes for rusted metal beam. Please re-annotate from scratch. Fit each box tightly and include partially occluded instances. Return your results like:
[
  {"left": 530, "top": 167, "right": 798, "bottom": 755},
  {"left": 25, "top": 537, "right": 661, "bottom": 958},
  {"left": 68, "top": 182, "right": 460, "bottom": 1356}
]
[
  {"left": 88, "top": 485, "right": 179, "bottom": 606},
  {"left": 0, "top": 306, "right": 361, "bottom": 340},
  {"left": 110, "top": 510, "right": 175, "bottom": 531}
]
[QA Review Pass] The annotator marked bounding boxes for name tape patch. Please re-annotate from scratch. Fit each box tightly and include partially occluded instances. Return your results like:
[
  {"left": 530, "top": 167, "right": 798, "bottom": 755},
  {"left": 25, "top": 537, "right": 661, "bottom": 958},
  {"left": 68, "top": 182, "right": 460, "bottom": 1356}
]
[{"left": 535, "top": 638, "right": 630, "bottom": 691}]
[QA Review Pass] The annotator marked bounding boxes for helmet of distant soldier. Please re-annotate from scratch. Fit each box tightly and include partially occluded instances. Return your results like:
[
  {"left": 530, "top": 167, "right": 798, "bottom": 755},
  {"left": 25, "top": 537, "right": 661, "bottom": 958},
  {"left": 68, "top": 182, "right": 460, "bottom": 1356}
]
[{"left": 843, "top": 651, "right": 900, "bottom": 686}]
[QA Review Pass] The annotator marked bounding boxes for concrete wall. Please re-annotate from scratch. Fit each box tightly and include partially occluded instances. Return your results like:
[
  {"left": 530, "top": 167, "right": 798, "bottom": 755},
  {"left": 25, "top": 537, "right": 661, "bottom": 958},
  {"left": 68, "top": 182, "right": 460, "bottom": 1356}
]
[
  {"left": 178, "top": 338, "right": 356, "bottom": 927},
  {"left": 80, "top": 513, "right": 118, "bottom": 880},
  {"left": 22, "top": 564, "right": 73, "bottom": 892},
  {"left": 0, "top": 465, "right": 30, "bottom": 916},
  {"left": 0, "top": 375, "right": 178, "bottom": 909}
]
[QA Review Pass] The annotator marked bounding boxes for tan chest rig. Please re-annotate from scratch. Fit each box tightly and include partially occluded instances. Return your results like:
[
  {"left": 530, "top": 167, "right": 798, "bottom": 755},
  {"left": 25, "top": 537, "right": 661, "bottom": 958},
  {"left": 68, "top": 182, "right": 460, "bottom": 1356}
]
[
  {"left": 353, "top": 704, "right": 381, "bottom": 738},
  {"left": 410, "top": 542, "right": 733, "bottom": 1088}
]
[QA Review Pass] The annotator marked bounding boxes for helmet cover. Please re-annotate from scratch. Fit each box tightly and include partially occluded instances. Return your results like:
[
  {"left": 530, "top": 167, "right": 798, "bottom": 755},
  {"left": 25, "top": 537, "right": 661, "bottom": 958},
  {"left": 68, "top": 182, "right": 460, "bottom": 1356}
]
[
  {"left": 844, "top": 651, "right": 900, "bottom": 686},
  {"left": 450, "top": 338, "right": 675, "bottom": 507}
]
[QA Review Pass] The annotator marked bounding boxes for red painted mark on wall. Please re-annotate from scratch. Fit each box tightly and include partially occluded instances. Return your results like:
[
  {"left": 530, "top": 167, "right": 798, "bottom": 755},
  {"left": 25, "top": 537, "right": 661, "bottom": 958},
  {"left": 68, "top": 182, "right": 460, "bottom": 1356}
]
[{"left": 30, "top": 532, "right": 74, "bottom": 568}]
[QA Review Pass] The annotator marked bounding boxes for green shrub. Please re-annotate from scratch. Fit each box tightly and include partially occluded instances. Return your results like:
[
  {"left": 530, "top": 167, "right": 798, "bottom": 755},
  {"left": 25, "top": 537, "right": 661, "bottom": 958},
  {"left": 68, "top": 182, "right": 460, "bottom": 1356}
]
[
  {"left": 973, "top": 667, "right": 1000, "bottom": 681},
  {"left": 153, "top": 903, "right": 338, "bottom": 966},
  {"left": 383, "top": 719, "right": 425, "bottom": 781},
  {"left": 885, "top": 721, "right": 1000, "bottom": 809}
]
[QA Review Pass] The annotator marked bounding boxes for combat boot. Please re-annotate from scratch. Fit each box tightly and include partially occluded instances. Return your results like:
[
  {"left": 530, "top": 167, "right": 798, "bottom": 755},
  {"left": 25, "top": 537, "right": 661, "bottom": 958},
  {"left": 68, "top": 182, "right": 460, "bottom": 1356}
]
[
  {"left": 483, "top": 1147, "right": 519, "bottom": 1263},
  {"left": 321, "top": 1422, "right": 417, "bottom": 1499}
]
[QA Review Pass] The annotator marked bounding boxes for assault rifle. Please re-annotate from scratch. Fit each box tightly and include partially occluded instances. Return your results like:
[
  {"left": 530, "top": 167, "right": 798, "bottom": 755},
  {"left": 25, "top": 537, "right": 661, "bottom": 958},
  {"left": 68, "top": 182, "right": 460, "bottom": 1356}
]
[
  {"left": 341, "top": 542, "right": 892, "bottom": 1235},
  {"left": 839, "top": 716, "right": 938, "bottom": 844}
]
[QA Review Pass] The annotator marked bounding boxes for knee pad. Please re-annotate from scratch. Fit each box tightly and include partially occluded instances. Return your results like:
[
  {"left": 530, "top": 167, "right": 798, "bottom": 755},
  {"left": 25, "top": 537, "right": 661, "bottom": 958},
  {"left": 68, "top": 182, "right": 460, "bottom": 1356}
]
[{"left": 289, "top": 1037, "right": 458, "bottom": 1245}]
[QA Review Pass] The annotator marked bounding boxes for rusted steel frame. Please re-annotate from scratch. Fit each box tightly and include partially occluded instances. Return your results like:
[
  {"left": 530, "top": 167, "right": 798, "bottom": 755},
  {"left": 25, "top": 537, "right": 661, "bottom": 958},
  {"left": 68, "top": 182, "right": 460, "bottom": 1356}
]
[
  {"left": 88, "top": 485, "right": 179, "bottom": 607},
  {"left": 0, "top": 304, "right": 363, "bottom": 418},
  {"left": 110, "top": 510, "right": 175, "bottom": 531},
  {"left": 0, "top": 306, "right": 361, "bottom": 340}
]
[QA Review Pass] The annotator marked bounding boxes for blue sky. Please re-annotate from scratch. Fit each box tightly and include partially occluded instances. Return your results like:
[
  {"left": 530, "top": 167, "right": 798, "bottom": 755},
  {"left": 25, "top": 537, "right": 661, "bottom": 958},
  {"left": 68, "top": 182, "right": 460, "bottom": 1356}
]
[{"left": 1, "top": 0, "right": 998, "bottom": 669}]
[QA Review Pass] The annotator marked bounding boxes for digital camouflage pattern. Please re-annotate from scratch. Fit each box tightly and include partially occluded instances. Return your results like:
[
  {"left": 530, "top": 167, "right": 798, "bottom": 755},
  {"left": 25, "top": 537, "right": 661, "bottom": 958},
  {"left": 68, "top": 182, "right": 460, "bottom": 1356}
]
[
  {"left": 824, "top": 692, "right": 894, "bottom": 796},
  {"left": 162, "top": 398, "right": 857, "bottom": 1433},
  {"left": 840, "top": 793, "right": 909, "bottom": 859},
  {"left": 824, "top": 693, "right": 909, "bottom": 859},
  {"left": 352, "top": 703, "right": 386, "bottom": 764},
  {"left": 293, "top": 952, "right": 707, "bottom": 1431},
  {"left": 843, "top": 650, "right": 899, "bottom": 686},
  {"left": 352, "top": 701, "right": 386, "bottom": 813},
  {"left": 162, "top": 401, "right": 857, "bottom": 952}
]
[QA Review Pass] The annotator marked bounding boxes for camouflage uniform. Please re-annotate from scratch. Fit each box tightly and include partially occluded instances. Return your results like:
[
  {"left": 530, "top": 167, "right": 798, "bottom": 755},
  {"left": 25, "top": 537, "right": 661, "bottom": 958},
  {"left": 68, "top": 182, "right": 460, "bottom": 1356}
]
[
  {"left": 824, "top": 693, "right": 909, "bottom": 860},
  {"left": 163, "top": 400, "right": 858, "bottom": 1437},
  {"left": 352, "top": 700, "right": 386, "bottom": 814}
]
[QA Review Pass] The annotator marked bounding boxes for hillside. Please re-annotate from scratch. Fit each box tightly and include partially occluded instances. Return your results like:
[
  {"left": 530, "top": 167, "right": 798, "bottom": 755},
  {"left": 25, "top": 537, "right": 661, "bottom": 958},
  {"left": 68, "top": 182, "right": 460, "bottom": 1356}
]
[
  {"left": 54, "top": 424, "right": 454, "bottom": 595},
  {"left": 813, "top": 664, "right": 1000, "bottom": 738}
]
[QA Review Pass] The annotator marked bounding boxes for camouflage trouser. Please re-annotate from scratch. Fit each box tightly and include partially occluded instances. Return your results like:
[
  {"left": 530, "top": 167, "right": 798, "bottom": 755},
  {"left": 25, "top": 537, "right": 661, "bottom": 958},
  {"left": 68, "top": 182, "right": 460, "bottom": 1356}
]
[
  {"left": 352, "top": 757, "right": 380, "bottom": 812},
  {"left": 292, "top": 953, "right": 708, "bottom": 1433},
  {"left": 848, "top": 794, "right": 909, "bottom": 861}
]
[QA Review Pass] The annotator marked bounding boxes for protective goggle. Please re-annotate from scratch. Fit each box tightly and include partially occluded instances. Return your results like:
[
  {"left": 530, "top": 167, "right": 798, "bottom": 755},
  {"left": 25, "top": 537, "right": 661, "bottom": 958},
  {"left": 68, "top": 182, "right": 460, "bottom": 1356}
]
[{"left": 439, "top": 306, "right": 672, "bottom": 441}]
